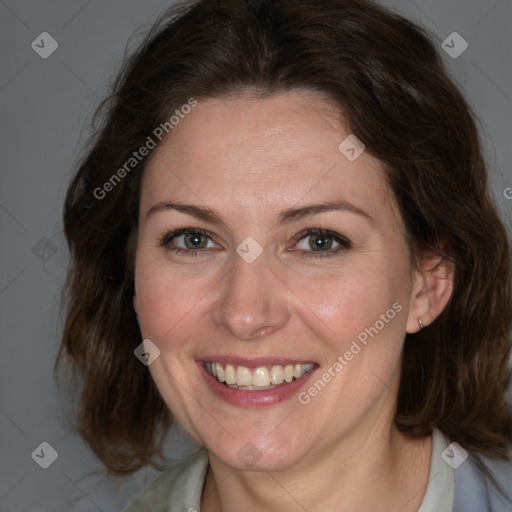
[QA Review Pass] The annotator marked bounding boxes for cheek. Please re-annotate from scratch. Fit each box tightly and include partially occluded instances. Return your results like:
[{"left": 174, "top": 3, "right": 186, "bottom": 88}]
[
  {"left": 134, "top": 260, "right": 213, "bottom": 343},
  {"left": 284, "top": 262, "right": 408, "bottom": 358},
  {"left": 287, "top": 268, "right": 386, "bottom": 330}
]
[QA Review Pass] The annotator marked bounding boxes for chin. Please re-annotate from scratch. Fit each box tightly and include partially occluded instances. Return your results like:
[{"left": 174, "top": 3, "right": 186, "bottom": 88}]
[{"left": 207, "top": 433, "right": 311, "bottom": 472}]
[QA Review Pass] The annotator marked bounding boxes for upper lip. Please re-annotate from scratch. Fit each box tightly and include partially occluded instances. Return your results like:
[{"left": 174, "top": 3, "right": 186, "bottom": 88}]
[{"left": 199, "top": 356, "right": 317, "bottom": 368}]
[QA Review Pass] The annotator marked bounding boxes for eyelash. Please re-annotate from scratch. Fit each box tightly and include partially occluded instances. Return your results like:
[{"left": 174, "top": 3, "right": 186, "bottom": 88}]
[{"left": 159, "top": 227, "right": 351, "bottom": 259}]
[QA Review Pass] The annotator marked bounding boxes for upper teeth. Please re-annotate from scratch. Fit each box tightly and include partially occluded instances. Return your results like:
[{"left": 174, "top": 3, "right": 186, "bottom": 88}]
[{"left": 205, "top": 362, "right": 314, "bottom": 388}]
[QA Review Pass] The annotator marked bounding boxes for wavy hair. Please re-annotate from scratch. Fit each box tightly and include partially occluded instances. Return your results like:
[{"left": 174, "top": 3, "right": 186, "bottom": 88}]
[{"left": 55, "top": 0, "right": 512, "bottom": 474}]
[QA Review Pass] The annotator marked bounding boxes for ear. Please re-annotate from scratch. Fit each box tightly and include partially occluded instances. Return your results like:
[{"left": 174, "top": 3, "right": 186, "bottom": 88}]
[{"left": 406, "top": 255, "right": 454, "bottom": 333}]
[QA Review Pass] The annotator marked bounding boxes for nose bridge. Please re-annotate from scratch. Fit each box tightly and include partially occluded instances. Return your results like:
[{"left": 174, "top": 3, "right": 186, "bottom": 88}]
[{"left": 212, "top": 250, "right": 289, "bottom": 340}]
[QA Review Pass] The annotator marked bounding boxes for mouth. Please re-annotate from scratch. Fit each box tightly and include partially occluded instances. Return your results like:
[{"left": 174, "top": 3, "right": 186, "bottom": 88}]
[
  {"left": 204, "top": 361, "right": 315, "bottom": 390},
  {"left": 197, "top": 356, "right": 319, "bottom": 407}
]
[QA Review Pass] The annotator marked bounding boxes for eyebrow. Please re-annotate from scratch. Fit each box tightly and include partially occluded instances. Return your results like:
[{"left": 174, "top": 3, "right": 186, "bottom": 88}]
[{"left": 145, "top": 200, "right": 373, "bottom": 227}]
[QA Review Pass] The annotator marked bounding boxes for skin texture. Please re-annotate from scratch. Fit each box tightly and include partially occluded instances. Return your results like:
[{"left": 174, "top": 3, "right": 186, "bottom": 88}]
[{"left": 133, "top": 91, "right": 454, "bottom": 511}]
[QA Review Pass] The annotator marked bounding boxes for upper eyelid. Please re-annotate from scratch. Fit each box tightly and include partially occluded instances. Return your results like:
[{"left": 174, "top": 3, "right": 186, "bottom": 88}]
[{"left": 161, "top": 228, "right": 217, "bottom": 246}]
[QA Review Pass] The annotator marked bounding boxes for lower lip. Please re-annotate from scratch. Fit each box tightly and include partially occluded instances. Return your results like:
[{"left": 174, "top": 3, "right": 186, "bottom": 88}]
[{"left": 197, "top": 362, "right": 318, "bottom": 408}]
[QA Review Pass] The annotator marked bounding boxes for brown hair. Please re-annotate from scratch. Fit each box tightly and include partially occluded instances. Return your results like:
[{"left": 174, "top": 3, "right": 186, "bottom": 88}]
[{"left": 56, "top": 0, "right": 512, "bottom": 474}]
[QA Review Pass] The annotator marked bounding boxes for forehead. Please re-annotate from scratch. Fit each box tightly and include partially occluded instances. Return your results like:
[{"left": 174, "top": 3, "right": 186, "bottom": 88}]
[{"left": 140, "top": 91, "right": 393, "bottom": 224}]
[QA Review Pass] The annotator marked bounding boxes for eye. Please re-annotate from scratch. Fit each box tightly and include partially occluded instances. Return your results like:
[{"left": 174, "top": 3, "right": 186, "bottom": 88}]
[
  {"left": 294, "top": 229, "right": 351, "bottom": 257},
  {"left": 160, "top": 228, "right": 219, "bottom": 255},
  {"left": 159, "top": 227, "right": 350, "bottom": 258}
]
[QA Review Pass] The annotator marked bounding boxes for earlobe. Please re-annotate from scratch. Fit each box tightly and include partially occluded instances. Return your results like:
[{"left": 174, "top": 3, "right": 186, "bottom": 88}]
[{"left": 406, "top": 256, "right": 454, "bottom": 333}]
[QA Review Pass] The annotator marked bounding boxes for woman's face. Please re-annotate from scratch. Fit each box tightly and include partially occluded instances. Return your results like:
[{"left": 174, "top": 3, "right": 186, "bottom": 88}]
[{"left": 134, "top": 90, "right": 423, "bottom": 471}]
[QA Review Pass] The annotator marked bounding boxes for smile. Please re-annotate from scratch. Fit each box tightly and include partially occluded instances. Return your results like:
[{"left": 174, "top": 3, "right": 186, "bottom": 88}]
[{"left": 205, "top": 362, "right": 315, "bottom": 390}]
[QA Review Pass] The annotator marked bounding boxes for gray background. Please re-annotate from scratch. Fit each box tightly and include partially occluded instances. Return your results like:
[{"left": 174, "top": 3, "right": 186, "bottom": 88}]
[{"left": 0, "top": 1, "right": 511, "bottom": 511}]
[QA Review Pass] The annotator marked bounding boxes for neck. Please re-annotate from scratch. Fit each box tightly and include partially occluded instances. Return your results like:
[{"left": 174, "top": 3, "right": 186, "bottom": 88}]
[{"left": 201, "top": 423, "right": 432, "bottom": 512}]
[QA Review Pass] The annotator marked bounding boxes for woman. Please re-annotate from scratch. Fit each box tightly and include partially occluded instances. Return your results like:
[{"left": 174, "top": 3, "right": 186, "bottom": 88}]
[{"left": 56, "top": 0, "right": 512, "bottom": 510}]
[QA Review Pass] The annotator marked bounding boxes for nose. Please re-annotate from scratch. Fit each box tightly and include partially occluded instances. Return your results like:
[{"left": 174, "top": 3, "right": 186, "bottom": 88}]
[{"left": 211, "top": 251, "right": 290, "bottom": 341}]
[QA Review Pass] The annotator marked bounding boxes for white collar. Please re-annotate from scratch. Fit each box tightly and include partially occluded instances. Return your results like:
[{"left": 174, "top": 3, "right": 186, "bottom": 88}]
[{"left": 417, "top": 429, "right": 454, "bottom": 512}]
